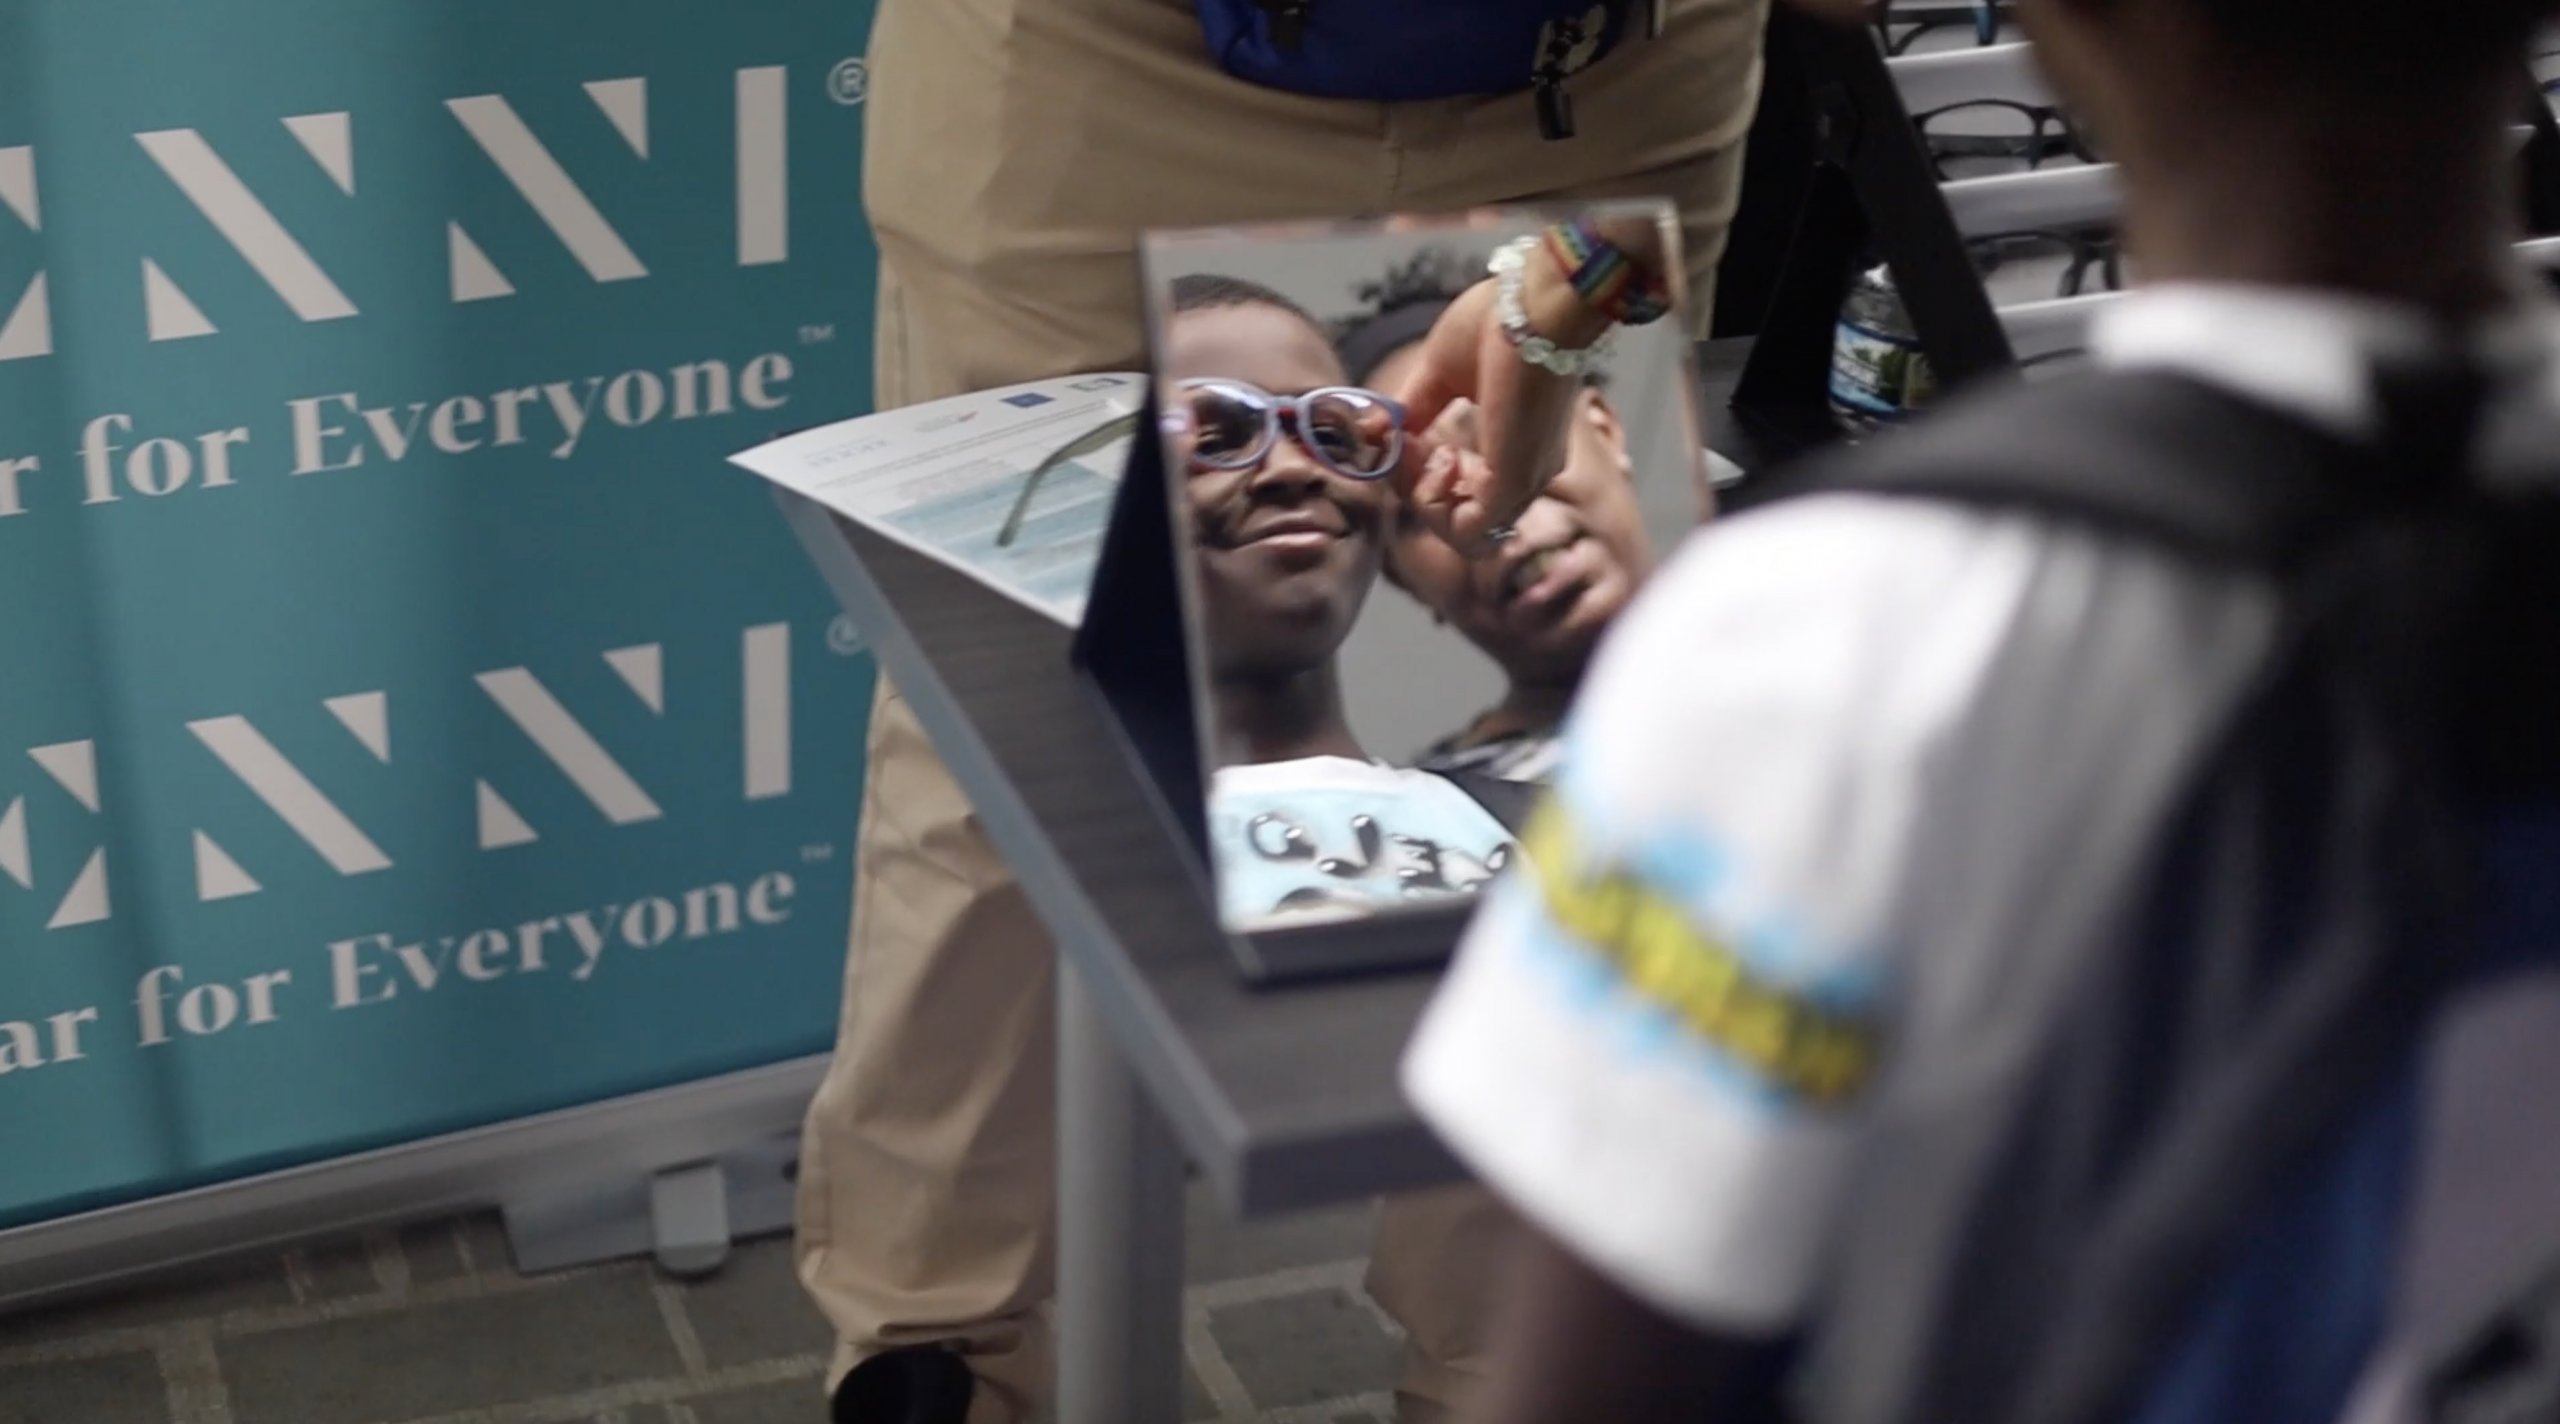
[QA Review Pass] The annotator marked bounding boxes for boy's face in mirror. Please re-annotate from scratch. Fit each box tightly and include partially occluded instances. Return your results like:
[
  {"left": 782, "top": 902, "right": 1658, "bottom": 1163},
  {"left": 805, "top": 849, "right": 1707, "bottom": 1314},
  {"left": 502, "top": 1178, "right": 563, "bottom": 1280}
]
[
  {"left": 1167, "top": 302, "right": 1389, "bottom": 683},
  {"left": 1369, "top": 339, "right": 1654, "bottom": 688}
]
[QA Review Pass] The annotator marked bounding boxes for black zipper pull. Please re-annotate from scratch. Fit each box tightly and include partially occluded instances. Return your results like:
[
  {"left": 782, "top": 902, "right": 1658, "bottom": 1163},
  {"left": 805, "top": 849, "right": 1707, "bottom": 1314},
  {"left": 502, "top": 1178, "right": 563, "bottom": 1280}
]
[
  {"left": 1532, "top": 13, "right": 1587, "bottom": 141},
  {"left": 1535, "top": 79, "right": 1576, "bottom": 140},
  {"left": 1261, "top": 0, "right": 1310, "bottom": 51}
]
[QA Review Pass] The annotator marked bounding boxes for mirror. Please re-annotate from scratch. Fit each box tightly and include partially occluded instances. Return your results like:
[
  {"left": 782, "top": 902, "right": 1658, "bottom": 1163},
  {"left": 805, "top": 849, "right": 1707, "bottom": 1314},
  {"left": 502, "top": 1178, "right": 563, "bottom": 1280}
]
[{"left": 1139, "top": 204, "right": 1705, "bottom": 936}]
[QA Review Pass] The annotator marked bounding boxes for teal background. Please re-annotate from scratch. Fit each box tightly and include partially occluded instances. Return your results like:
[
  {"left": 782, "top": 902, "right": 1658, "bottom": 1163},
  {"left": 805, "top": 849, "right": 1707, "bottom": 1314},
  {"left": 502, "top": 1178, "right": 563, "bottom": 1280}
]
[{"left": 0, "top": 1, "right": 878, "bottom": 1228}]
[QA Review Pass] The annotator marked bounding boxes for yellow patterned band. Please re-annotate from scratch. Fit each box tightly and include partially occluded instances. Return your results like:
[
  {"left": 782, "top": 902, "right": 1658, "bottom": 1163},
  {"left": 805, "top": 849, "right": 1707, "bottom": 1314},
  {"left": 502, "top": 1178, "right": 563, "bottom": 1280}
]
[{"left": 1522, "top": 804, "right": 1882, "bottom": 1109}]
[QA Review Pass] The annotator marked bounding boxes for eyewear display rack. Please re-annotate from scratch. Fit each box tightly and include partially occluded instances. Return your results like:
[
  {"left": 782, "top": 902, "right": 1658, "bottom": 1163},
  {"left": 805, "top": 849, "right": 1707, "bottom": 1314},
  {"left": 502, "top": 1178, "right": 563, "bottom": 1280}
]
[{"left": 1712, "top": 7, "right": 2560, "bottom": 499}]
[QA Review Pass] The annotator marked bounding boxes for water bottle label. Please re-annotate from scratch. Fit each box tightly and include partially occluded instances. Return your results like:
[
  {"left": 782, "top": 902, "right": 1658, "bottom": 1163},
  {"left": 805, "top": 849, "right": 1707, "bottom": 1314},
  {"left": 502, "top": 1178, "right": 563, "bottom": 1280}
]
[{"left": 1829, "top": 319, "right": 1935, "bottom": 420}]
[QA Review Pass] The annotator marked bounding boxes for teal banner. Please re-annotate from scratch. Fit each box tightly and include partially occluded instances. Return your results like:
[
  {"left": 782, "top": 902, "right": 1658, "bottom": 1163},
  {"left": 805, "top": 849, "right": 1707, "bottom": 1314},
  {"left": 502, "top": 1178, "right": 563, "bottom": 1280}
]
[{"left": 0, "top": 1, "right": 877, "bottom": 1228}]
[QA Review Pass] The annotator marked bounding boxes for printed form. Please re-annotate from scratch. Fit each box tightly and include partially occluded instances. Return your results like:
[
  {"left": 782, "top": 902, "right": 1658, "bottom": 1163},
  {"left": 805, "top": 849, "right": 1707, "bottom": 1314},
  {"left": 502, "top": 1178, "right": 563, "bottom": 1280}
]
[{"left": 731, "top": 374, "right": 1145, "bottom": 626}]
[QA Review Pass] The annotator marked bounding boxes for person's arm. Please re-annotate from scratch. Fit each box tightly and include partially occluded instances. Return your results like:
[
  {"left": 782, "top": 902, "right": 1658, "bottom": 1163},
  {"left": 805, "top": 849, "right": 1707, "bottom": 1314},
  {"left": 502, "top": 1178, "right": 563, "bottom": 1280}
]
[
  {"left": 1393, "top": 221, "right": 1669, "bottom": 553},
  {"left": 1472, "top": 1229, "right": 1791, "bottom": 1424}
]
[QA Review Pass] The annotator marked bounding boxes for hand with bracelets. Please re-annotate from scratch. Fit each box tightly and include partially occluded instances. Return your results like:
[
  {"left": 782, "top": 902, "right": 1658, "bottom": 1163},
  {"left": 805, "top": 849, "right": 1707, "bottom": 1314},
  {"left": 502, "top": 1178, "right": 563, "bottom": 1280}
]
[{"left": 1389, "top": 215, "right": 1673, "bottom": 556}]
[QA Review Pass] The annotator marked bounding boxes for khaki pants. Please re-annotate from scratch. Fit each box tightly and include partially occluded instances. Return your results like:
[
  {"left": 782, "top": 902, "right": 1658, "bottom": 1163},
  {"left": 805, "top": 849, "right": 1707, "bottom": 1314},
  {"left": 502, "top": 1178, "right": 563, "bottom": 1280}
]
[{"left": 796, "top": 0, "right": 1766, "bottom": 1418}]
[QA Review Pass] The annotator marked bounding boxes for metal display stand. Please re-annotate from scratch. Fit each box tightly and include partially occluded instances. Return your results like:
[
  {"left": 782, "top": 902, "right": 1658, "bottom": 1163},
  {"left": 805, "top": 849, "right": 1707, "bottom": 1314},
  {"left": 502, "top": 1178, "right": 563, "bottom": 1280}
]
[
  {"left": 1054, "top": 968, "right": 1189, "bottom": 1422},
  {"left": 780, "top": 489, "right": 1469, "bottom": 1424}
]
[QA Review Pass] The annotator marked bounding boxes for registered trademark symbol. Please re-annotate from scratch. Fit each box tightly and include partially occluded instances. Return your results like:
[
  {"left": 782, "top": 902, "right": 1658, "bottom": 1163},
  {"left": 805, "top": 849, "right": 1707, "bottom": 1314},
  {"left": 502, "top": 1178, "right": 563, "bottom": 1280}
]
[
  {"left": 828, "top": 58, "right": 869, "bottom": 106},
  {"left": 827, "top": 615, "right": 865, "bottom": 656},
  {"left": 801, "top": 844, "right": 838, "bottom": 864}
]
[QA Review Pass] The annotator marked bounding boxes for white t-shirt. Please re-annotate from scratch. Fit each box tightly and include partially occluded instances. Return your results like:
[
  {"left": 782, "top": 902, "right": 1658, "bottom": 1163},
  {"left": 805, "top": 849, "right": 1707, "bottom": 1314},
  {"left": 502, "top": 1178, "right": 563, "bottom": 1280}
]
[
  {"left": 1210, "top": 755, "right": 1518, "bottom": 931},
  {"left": 1403, "top": 284, "right": 2560, "bottom": 1337}
]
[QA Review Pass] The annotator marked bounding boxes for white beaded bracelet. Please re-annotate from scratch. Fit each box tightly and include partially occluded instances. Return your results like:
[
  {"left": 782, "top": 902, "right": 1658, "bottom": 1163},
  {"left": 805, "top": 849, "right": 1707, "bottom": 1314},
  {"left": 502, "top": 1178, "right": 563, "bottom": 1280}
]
[{"left": 1489, "top": 236, "right": 1613, "bottom": 378}]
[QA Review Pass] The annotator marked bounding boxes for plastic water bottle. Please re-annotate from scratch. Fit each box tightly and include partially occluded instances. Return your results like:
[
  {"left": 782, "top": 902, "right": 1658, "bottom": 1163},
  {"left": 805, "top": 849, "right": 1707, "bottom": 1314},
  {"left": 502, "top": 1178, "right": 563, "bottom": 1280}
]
[{"left": 1828, "top": 265, "right": 1937, "bottom": 433}]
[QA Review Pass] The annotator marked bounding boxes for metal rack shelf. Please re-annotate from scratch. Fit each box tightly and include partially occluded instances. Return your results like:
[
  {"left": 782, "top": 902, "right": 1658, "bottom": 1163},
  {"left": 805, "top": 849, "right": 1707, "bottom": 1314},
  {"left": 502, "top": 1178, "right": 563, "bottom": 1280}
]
[
  {"left": 1942, "top": 165, "right": 2120, "bottom": 238},
  {"left": 1886, "top": 41, "right": 2050, "bottom": 113}
]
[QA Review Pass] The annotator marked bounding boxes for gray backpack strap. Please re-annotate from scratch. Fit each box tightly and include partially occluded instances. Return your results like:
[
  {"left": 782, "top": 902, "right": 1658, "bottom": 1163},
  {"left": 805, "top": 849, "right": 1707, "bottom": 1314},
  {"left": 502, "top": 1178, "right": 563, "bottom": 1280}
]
[{"left": 1787, "top": 369, "right": 2426, "bottom": 566}]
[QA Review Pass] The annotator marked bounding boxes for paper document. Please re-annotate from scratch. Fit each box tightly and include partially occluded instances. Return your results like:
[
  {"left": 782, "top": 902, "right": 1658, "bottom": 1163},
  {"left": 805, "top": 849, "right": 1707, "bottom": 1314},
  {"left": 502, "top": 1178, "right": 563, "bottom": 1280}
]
[{"left": 730, "top": 374, "right": 1147, "bottom": 626}]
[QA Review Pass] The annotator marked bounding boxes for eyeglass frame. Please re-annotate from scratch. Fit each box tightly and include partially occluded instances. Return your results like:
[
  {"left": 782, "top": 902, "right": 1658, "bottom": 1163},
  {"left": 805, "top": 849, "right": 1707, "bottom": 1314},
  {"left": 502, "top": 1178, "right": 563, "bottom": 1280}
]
[
  {"left": 1964, "top": 226, "right": 2126, "bottom": 299},
  {"left": 2018, "top": 347, "right": 2092, "bottom": 374},
  {"left": 1873, "top": 0, "right": 2007, "bottom": 57},
  {"left": 1912, "top": 98, "right": 2101, "bottom": 181},
  {"left": 1175, "top": 377, "right": 1409, "bottom": 483},
  {"left": 997, "top": 409, "right": 1141, "bottom": 550}
]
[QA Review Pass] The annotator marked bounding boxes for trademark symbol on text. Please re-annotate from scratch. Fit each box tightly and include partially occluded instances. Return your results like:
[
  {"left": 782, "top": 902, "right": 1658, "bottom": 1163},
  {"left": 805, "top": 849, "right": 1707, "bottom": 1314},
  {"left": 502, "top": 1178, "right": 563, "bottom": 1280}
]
[
  {"left": 828, "top": 59, "right": 869, "bottom": 106},
  {"left": 801, "top": 844, "right": 837, "bottom": 864},
  {"left": 799, "top": 324, "right": 837, "bottom": 346}
]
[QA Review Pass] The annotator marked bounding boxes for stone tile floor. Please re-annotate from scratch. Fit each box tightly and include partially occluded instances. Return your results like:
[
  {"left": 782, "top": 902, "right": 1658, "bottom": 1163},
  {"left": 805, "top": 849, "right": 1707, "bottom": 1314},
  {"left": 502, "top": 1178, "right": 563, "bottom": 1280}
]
[{"left": 0, "top": 1190, "right": 1401, "bottom": 1424}]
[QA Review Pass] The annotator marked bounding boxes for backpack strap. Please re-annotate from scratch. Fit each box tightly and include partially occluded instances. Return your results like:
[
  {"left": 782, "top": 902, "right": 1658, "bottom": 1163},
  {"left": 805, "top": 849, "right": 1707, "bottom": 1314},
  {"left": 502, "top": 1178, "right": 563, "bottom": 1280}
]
[
  {"left": 1434, "top": 768, "right": 1540, "bottom": 836},
  {"left": 1784, "top": 369, "right": 2391, "bottom": 568}
]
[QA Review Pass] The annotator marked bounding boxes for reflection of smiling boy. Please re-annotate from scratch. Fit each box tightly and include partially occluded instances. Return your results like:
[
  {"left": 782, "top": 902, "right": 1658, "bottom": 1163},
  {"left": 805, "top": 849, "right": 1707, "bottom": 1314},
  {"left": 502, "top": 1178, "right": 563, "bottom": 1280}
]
[{"left": 1168, "top": 274, "right": 1520, "bottom": 928}]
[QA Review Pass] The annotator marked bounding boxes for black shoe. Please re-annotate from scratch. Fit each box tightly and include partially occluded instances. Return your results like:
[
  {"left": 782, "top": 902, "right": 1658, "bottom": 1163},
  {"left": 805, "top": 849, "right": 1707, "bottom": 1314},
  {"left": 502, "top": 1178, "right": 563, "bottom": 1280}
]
[{"left": 830, "top": 1346, "right": 976, "bottom": 1424}]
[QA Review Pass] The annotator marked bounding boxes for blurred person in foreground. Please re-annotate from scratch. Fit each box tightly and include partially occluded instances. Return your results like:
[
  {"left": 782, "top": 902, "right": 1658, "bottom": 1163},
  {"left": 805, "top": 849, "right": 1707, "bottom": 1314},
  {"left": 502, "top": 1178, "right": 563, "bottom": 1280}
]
[{"left": 1398, "top": 0, "right": 2560, "bottom": 1421}]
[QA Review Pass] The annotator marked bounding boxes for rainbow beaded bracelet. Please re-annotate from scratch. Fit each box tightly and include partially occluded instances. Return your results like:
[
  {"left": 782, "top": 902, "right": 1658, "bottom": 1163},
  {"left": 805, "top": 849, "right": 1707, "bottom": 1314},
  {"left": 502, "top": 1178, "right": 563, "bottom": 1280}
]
[{"left": 1544, "top": 218, "right": 1672, "bottom": 328}]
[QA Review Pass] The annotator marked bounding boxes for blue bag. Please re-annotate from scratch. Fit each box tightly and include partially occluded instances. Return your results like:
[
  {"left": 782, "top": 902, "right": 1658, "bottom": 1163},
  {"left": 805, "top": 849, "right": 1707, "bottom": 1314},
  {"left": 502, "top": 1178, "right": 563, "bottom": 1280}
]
[{"left": 1190, "top": 1, "right": 1658, "bottom": 139}]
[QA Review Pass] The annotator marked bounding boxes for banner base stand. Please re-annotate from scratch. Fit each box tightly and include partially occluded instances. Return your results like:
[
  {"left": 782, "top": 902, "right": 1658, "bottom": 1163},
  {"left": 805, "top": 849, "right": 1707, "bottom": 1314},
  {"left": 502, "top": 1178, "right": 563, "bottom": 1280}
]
[
  {"left": 0, "top": 1055, "right": 828, "bottom": 1313},
  {"left": 501, "top": 1134, "right": 798, "bottom": 1277}
]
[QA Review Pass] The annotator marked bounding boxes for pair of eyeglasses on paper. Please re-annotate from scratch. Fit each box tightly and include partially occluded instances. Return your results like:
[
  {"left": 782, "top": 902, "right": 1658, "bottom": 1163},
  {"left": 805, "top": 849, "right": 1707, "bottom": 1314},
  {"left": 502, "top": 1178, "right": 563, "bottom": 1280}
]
[
  {"left": 1914, "top": 99, "right": 2101, "bottom": 181},
  {"left": 996, "top": 410, "right": 1142, "bottom": 550},
  {"left": 1966, "top": 226, "right": 2125, "bottom": 300},
  {"left": 995, "top": 379, "right": 1408, "bottom": 550},
  {"left": 1873, "top": 0, "right": 2007, "bottom": 56}
]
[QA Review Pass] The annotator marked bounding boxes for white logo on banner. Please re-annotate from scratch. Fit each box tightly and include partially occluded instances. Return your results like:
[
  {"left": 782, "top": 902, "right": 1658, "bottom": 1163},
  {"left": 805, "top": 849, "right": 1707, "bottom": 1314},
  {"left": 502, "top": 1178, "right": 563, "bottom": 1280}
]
[
  {"left": 4, "top": 624, "right": 795, "bottom": 928},
  {"left": 0, "top": 145, "right": 48, "bottom": 361},
  {"left": 826, "top": 59, "right": 869, "bottom": 106},
  {"left": 0, "top": 741, "right": 109, "bottom": 929},
  {"left": 0, "top": 66, "right": 792, "bottom": 358}
]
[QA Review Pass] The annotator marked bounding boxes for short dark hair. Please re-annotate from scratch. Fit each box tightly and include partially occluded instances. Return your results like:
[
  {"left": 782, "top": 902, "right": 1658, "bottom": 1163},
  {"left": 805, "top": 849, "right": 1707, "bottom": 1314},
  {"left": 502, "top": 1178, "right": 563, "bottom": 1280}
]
[
  {"left": 1169, "top": 273, "right": 1324, "bottom": 331},
  {"left": 1335, "top": 248, "right": 1476, "bottom": 387}
]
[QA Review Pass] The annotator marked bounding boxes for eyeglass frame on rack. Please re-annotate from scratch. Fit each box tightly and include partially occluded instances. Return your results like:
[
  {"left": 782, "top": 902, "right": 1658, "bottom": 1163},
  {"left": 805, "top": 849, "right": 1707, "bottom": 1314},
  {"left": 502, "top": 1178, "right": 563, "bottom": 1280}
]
[
  {"left": 1911, "top": 98, "right": 2102, "bottom": 180},
  {"left": 1966, "top": 226, "right": 2124, "bottom": 300},
  {"left": 1871, "top": 0, "right": 2008, "bottom": 58}
]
